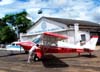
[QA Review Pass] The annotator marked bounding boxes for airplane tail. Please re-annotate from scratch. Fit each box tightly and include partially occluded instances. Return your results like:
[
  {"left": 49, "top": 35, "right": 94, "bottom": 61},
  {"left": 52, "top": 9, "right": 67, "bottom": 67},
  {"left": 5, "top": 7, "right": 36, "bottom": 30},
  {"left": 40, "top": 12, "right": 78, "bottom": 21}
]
[{"left": 82, "top": 36, "right": 98, "bottom": 50}]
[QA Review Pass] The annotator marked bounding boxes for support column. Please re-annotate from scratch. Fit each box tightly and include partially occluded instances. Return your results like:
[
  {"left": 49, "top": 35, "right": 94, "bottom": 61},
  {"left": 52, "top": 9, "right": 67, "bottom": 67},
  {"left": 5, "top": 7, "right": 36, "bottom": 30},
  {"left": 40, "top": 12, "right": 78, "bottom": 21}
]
[{"left": 74, "top": 23, "right": 80, "bottom": 44}]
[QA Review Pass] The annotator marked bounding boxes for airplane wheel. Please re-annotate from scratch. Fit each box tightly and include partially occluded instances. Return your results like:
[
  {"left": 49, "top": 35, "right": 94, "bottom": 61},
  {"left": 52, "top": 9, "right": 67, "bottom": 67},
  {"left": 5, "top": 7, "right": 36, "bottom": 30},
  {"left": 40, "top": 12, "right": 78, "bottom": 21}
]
[{"left": 33, "top": 54, "right": 39, "bottom": 61}]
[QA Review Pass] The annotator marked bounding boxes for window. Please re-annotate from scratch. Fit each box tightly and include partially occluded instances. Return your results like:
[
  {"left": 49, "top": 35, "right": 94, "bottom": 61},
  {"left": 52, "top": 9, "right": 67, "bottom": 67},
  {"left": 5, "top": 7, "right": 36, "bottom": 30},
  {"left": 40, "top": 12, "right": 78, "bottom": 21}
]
[{"left": 81, "top": 34, "right": 86, "bottom": 41}]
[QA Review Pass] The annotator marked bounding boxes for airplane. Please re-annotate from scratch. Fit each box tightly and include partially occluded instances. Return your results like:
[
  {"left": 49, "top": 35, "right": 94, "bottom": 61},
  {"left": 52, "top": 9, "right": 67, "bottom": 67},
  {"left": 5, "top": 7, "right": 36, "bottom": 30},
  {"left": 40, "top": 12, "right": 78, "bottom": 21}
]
[{"left": 15, "top": 32, "right": 99, "bottom": 61}]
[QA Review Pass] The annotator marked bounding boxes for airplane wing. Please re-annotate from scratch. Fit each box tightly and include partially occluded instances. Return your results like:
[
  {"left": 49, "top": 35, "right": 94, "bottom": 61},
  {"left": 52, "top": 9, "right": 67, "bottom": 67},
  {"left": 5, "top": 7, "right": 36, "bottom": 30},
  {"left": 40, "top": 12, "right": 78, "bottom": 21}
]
[
  {"left": 16, "top": 41, "right": 35, "bottom": 51},
  {"left": 43, "top": 32, "right": 68, "bottom": 40}
]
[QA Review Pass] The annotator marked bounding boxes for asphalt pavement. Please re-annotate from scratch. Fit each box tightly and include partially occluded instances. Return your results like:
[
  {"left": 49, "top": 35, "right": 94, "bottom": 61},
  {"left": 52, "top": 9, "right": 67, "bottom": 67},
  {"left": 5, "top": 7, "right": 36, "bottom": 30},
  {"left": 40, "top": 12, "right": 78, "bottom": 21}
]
[{"left": 0, "top": 47, "right": 100, "bottom": 72}]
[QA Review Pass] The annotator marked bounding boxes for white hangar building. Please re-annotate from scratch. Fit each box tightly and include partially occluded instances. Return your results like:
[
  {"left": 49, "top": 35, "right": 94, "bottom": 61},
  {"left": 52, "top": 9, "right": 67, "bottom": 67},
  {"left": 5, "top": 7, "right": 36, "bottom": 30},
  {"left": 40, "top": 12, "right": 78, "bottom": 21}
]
[{"left": 20, "top": 17, "right": 100, "bottom": 44}]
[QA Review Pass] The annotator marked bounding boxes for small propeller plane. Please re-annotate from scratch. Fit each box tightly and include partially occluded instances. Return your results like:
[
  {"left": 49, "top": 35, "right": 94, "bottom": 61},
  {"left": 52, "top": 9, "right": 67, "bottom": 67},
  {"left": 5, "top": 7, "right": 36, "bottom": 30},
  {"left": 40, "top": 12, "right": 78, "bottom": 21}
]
[{"left": 16, "top": 32, "right": 98, "bottom": 61}]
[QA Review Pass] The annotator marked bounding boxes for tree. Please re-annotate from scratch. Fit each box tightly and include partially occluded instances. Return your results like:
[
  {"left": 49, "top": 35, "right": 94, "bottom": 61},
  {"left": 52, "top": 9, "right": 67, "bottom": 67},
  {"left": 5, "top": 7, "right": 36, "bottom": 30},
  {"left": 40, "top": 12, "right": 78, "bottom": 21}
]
[
  {"left": 0, "top": 26, "right": 17, "bottom": 43},
  {"left": 0, "top": 10, "right": 32, "bottom": 43},
  {"left": 0, "top": 19, "right": 7, "bottom": 29},
  {"left": 0, "top": 19, "right": 17, "bottom": 43},
  {"left": 2, "top": 10, "right": 32, "bottom": 33}
]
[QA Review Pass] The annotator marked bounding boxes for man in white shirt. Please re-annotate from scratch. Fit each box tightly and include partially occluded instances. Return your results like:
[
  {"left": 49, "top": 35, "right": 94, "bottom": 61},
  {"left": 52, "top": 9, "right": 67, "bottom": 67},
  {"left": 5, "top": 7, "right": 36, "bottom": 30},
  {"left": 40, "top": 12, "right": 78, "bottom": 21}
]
[{"left": 27, "top": 44, "right": 40, "bottom": 63}]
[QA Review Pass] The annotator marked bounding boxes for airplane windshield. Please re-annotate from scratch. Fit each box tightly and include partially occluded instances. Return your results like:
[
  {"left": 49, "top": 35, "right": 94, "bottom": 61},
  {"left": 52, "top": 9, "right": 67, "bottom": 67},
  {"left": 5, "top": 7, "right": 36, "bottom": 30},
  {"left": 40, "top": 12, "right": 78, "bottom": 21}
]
[{"left": 32, "top": 35, "right": 41, "bottom": 44}]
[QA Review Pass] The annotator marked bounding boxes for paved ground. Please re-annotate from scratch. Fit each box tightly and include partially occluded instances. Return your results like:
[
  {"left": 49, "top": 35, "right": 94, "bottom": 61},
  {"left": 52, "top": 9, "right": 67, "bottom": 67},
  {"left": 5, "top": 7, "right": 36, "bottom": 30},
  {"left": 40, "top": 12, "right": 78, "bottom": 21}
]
[{"left": 0, "top": 47, "right": 100, "bottom": 72}]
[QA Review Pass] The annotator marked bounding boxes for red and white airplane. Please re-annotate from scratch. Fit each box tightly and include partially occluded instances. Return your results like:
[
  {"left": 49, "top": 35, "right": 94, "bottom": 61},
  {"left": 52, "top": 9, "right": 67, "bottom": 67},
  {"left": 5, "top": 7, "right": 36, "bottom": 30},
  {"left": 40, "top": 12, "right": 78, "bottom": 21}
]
[{"left": 16, "top": 32, "right": 98, "bottom": 61}]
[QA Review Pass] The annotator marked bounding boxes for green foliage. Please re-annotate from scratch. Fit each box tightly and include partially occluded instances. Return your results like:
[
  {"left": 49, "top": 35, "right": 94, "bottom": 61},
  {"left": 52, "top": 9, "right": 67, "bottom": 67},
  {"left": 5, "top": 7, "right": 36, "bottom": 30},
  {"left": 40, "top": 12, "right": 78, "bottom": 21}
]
[
  {"left": 0, "top": 10, "right": 32, "bottom": 43},
  {"left": 0, "top": 19, "right": 7, "bottom": 29},
  {"left": 2, "top": 10, "right": 32, "bottom": 33},
  {"left": 0, "top": 26, "right": 17, "bottom": 43}
]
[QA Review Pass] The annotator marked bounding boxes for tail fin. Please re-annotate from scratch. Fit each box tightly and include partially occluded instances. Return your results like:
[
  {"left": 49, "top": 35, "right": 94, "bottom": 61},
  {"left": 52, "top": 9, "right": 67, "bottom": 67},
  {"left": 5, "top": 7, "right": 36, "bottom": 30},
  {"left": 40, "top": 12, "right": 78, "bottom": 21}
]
[{"left": 82, "top": 36, "right": 98, "bottom": 50}]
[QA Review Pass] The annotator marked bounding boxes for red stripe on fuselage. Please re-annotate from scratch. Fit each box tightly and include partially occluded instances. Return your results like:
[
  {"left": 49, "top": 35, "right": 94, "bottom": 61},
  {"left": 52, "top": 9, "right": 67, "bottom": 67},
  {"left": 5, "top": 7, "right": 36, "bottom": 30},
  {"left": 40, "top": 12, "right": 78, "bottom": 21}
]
[{"left": 37, "top": 46, "right": 93, "bottom": 53}]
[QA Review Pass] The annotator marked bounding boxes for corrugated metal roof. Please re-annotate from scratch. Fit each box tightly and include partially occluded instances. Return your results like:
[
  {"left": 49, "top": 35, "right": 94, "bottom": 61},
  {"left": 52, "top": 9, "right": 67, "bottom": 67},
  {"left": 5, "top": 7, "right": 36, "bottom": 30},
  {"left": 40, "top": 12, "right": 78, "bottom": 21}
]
[
  {"left": 43, "top": 17, "right": 100, "bottom": 27},
  {"left": 28, "top": 17, "right": 100, "bottom": 32}
]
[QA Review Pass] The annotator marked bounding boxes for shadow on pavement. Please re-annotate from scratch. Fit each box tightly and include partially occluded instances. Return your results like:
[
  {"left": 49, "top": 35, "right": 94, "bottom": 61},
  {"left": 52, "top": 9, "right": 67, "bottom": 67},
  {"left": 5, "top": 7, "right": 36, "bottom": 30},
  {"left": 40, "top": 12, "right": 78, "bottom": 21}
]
[
  {"left": 80, "top": 54, "right": 97, "bottom": 58},
  {"left": 0, "top": 52, "right": 26, "bottom": 57},
  {"left": 42, "top": 55, "right": 69, "bottom": 68}
]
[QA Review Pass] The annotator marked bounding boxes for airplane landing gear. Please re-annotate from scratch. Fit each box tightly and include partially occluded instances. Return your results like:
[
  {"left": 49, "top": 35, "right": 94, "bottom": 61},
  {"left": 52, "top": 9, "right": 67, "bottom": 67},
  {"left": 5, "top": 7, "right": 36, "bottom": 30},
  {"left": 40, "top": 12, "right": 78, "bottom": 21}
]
[{"left": 33, "top": 54, "right": 40, "bottom": 61}]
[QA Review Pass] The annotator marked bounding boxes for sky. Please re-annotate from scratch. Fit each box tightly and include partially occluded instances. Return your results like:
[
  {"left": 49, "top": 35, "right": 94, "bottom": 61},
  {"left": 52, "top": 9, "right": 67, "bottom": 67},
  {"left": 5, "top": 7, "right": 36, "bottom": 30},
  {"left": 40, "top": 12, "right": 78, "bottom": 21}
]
[{"left": 0, "top": 0, "right": 100, "bottom": 23}]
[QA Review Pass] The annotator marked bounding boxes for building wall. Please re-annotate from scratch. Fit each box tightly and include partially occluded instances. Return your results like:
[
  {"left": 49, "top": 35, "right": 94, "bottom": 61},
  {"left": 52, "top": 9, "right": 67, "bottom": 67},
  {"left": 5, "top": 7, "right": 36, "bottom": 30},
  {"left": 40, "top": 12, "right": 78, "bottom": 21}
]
[
  {"left": 20, "top": 30, "right": 90, "bottom": 44},
  {"left": 27, "top": 18, "right": 68, "bottom": 35},
  {"left": 79, "top": 31, "right": 90, "bottom": 41},
  {"left": 52, "top": 30, "right": 90, "bottom": 44},
  {"left": 20, "top": 18, "right": 68, "bottom": 41},
  {"left": 20, "top": 18, "right": 91, "bottom": 44}
]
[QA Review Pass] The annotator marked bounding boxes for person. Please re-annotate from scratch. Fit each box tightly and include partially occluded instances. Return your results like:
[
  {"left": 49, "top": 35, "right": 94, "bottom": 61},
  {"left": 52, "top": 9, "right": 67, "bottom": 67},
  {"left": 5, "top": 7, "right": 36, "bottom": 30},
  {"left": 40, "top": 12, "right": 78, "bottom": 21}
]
[{"left": 27, "top": 44, "right": 40, "bottom": 63}]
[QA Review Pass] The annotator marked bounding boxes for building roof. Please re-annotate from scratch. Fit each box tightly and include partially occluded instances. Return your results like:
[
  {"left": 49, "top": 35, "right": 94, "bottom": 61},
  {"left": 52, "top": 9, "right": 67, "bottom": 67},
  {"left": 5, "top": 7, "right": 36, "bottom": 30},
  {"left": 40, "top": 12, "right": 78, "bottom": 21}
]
[
  {"left": 43, "top": 17, "right": 100, "bottom": 27},
  {"left": 41, "top": 17, "right": 100, "bottom": 31},
  {"left": 30, "top": 17, "right": 100, "bottom": 32}
]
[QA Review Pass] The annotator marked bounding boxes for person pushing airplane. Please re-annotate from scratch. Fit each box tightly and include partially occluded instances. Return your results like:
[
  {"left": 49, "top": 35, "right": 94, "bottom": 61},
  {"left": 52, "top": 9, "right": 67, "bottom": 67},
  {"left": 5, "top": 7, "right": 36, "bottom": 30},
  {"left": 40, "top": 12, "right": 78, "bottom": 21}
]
[{"left": 27, "top": 44, "right": 40, "bottom": 63}]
